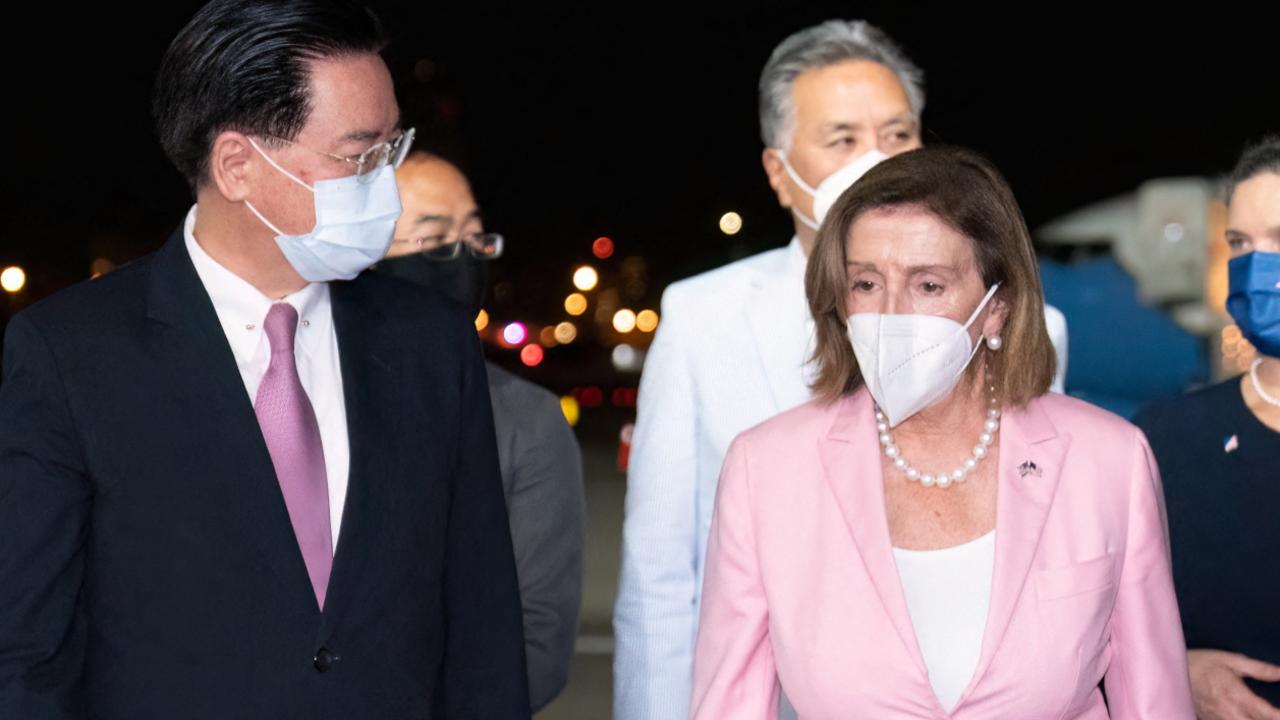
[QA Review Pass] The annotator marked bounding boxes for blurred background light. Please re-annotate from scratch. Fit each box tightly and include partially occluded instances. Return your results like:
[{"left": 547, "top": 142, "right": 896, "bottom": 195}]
[
  {"left": 564, "top": 293, "right": 588, "bottom": 316},
  {"left": 612, "top": 343, "right": 643, "bottom": 372},
  {"left": 612, "top": 309, "right": 637, "bottom": 333},
  {"left": 719, "top": 211, "right": 743, "bottom": 235},
  {"left": 539, "top": 326, "right": 558, "bottom": 347},
  {"left": 503, "top": 322, "right": 527, "bottom": 346},
  {"left": 636, "top": 309, "right": 659, "bottom": 333},
  {"left": 559, "top": 396, "right": 580, "bottom": 427},
  {"left": 573, "top": 266, "right": 599, "bottom": 292},
  {"left": 520, "top": 344, "right": 544, "bottom": 367},
  {"left": 578, "top": 386, "right": 605, "bottom": 408},
  {"left": 1, "top": 266, "right": 25, "bottom": 293},
  {"left": 554, "top": 321, "right": 578, "bottom": 344}
]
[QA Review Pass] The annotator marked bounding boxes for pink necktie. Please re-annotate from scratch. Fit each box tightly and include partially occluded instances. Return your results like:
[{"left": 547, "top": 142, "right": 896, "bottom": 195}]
[{"left": 255, "top": 302, "right": 333, "bottom": 609}]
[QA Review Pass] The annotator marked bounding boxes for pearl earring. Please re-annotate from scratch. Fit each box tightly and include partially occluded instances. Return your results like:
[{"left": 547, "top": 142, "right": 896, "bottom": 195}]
[{"left": 986, "top": 336, "right": 1003, "bottom": 351}]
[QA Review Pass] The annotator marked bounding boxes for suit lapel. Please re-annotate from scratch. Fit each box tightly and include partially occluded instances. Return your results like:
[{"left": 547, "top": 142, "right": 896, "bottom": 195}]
[
  {"left": 317, "top": 277, "right": 401, "bottom": 631},
  {"left": 818, "top": 390, "right": 929, "bottom": 676},
  {"left": 743, "top": 258, "right": 813, "bottom": 413},
  {"left": 959, "top": 396, "right": 1068, "bottom": 703},
  {"left": 145, "top": 232, "right": 318, "bottom": 612}
]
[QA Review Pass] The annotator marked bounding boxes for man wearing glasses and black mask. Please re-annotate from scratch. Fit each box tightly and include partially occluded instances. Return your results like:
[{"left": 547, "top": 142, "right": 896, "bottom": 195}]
[
  {"left": 378, "top": 151, "right": 586, "bottom": 714},
  {"left": 0, "top": 1, "right": 528, "bottom": 717}
]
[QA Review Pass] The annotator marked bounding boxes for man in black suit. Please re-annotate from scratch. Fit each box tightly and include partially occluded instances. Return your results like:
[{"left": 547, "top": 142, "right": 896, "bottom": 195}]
[{"left": 0, "top": 1, "right": 529, "bottom": 718}]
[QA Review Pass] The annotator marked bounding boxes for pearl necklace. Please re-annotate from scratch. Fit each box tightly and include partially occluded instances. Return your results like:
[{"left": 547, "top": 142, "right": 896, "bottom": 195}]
[
  {"left": 876, "top": 392, "right": 1000, "bottom": 489},
  {"left": 1250, "top": 358, "right": 1280, "bottom": 407}
]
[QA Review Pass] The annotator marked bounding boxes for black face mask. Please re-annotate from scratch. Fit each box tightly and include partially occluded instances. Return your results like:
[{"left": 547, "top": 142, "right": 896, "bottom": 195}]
[{"left": 375, "top": 252, "right": 490, "bottom": 318}]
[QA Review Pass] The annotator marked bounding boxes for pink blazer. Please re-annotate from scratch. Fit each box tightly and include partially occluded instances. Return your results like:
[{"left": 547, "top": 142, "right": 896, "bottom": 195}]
[{"left": 690, "top": 389, "right": 1193, "bottom": 719}]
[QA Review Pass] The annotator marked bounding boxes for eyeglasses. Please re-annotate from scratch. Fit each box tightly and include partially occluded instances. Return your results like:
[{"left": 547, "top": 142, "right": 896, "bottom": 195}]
[
  {"left": 265, "top": 127, "right": 416, "bottom": 184},
  {"left": 393, "top": 232, "right": 505, "bottom": 261}
]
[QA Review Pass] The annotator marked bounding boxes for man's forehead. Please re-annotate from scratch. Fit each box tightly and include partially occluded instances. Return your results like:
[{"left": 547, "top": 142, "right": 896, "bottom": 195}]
[
  {"left": 397, "top": 160, "right": 477, "bottom": 218},
  {"left": 301, "top": 53, "right": 400, "bottom": 143},
  {"left": 791, "top": 59, "right": 912, "bottom": 124},
  {"left": 400, "top": 158, "right": 470, "bottom": 193}
]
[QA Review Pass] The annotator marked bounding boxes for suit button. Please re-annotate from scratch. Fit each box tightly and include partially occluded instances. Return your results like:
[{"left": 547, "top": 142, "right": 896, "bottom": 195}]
[{"left": 314, "top": 647, "right": 338, "bottom": 673}]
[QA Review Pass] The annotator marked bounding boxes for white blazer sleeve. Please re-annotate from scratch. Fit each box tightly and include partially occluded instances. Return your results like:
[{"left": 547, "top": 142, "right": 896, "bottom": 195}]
[
  {"left": 614, "top": 285, "right": 701, "bottom": 720},
  {"left": 1045, "top": 303, "right": 1069, "bottom": 393}
]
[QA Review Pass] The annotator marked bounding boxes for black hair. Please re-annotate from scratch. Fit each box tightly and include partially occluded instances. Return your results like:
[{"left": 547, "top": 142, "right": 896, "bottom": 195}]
[
  {"left": 1227, "top": 136, "right": 1280, "bottom": 204},
  {"left": 152, "top": 0, "right": 387, "bottom": 189}
]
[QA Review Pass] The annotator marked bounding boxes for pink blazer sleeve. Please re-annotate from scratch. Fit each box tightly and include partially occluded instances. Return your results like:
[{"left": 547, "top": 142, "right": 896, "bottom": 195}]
[
  {"left": 690, "top": 436, "right": 780, "bottom": 719},
  {"left": 1103, "top": 430, "right": 1194, "bottom": 718}
]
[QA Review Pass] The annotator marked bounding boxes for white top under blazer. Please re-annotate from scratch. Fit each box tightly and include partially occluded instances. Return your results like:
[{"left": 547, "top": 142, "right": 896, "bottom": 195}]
[{"left": 893, "top": 531, "right": 997, "bottom": 711}]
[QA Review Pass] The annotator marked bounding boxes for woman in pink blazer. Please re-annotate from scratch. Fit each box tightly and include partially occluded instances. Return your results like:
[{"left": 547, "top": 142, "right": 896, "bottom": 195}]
[{"left": 690, "top": 147, "right": 1193, "bottom": 719}]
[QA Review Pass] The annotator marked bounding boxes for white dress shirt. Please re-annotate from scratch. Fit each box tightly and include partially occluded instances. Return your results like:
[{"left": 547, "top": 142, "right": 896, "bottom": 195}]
[
  {"left": 184, "top": 205, "right": 349, "bottom": 549},
  {"left": 893, "top": 531, "right": 996, "bottom": 712}
]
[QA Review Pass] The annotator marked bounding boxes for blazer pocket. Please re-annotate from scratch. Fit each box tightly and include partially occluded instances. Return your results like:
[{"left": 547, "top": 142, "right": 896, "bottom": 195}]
[{"left": 1035, "top": 554, "right": 1117, "bottom": 602}]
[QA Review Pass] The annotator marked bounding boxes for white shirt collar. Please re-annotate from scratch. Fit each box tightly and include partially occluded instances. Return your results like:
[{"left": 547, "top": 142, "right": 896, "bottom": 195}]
[
  {"left": 183, "top": 204, "right": 331, "bottom": 359},
  {"left": 785, "top": 235, "right": 807, "bottom": 283}
]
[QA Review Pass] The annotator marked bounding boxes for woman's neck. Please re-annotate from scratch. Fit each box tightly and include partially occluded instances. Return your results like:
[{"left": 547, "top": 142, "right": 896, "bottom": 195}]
[{"left": 891, "top": 368, "right": 991, "bottom": 441}]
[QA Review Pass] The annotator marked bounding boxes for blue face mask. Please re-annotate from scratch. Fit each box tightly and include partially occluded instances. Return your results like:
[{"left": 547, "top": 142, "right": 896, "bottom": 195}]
[{"left": 1226, "top": 250, "right": 1280, "bottom": 358}]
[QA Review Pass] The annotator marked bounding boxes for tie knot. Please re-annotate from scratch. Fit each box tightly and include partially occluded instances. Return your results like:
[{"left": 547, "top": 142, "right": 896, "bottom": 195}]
[{"left": 263, "top": 303, "right": 299, "bottom": 355}]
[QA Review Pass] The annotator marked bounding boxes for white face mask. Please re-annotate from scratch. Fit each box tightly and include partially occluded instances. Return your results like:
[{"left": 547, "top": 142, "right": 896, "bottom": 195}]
[
  {"left": 244, "top": 137, "right": 402, "bottom": 282},
  {"left": 846, "top": 283, "right": 1001, "bottom": 427},
  {"left": 779, "top": 149, "right": 890, "bottom": 231}
]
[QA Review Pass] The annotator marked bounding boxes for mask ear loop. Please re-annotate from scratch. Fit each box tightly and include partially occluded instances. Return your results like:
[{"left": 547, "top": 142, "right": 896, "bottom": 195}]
[
  {"left": 246, "top": 137, "right": 316, "bottom": 191},
  {"left": 952, "top": 283, "right": 1003, "bottom": 382},
  {"left": 776, "top": 150, "right": 821, "bottom": 231},
  {"left": 244, "top": 200, "right": 287, "bottom": 237},
  {"left": 243, "top": 136, "right": 318, "bottom": 238},
  {"left": 962, "top": 283, "right": 1002, "bottom": 330}
]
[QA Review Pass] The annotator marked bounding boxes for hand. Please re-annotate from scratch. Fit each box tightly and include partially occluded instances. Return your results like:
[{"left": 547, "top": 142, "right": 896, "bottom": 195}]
[{"left": 1189, "top": 649, "right": 1280, "bottom": 720}]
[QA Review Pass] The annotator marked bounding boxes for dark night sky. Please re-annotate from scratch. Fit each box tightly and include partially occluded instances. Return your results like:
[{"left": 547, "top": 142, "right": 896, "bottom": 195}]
[{"left": 3, "top": 3, "right": 1277, "bottom": 334}]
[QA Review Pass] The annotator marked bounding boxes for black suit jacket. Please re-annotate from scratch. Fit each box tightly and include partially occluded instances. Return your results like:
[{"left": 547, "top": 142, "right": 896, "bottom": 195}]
[{"left": 0, "top": 233, "right": 529, "bottom": 719}]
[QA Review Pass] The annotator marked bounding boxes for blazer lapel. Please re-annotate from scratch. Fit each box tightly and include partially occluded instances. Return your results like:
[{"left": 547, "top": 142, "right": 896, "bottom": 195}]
[
  {"left": 959, "top": 396, "right": 1069, "bottom": 703},
  {"left": 317, "top": 277, "right": 402, "bottom": 632},
  {"left": 743, "top": 262, "right": 813, "bottom": 413},
  {"left": 818, "top": 390, "right": 929, "bottom": 676},
  {"left": 145, "top": 232, "right": 318, "bottom": 612}
]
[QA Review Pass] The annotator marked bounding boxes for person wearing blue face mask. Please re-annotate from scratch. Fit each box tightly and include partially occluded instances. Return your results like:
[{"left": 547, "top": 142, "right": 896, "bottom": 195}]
[
  {"left": 1134, "top": 137, "right": 1280, "bottom": 720},
  {"left": 0, "top": 1, "right": 529, "bottom": 718}
]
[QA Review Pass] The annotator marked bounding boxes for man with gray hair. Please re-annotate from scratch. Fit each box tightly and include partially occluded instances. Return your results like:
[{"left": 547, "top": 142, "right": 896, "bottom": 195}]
[{"left": 613, "top": 19, "right": 1068, "bottom": 719}]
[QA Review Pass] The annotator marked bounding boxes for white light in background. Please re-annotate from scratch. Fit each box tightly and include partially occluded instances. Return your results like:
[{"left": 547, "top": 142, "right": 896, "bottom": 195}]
[
  {"left": 612, "top": 344, "right": 645, "bottom": 372},
  {"left": 613, "top": 309, "right": 637, "bottom": 333},
  {"left": 719, "top": 212, "right": 743, "bottom": 235},
  {"left": 573, "top": 266, "right": 599, "bottom": 292},
  {"left": 1, "top": 266, "right": 25, "bottom": 293}
]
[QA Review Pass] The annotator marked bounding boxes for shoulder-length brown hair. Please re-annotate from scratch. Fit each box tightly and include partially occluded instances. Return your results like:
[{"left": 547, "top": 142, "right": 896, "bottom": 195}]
[{"left": 806, "top": 145, "right": 1056, "bottom": 406}]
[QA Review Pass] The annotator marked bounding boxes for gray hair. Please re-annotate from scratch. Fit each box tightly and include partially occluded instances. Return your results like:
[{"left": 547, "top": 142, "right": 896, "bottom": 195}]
[{"left": 759, "top": 20, "right": 925, "bottom": 149}]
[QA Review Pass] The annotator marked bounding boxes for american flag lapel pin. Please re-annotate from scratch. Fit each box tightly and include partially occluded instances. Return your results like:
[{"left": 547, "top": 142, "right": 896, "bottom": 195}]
[
  {"left": 1224, "top": 434, "right": 1240, "bottom": 453},
  {"left": 1018, "top": 460, "right": 1042, "bottom": 478}
]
